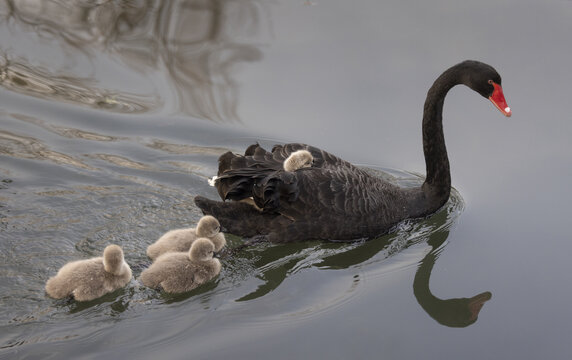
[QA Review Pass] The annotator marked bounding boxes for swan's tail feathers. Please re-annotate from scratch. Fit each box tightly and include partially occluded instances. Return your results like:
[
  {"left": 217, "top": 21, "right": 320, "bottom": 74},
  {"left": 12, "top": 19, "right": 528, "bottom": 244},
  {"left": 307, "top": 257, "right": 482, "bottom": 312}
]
[
  {"left": 194, "top": 196, "right": 291, "bottom": 238},
  {"left": 252, "top": 171, "right": 299, "bottom": 212},
  {"left": 218, "top": 151, "right": 256, "bottom": 176},
  {"left": 215, "top": 167, "right": 272, "bottom": 201},
  {"left": 213, "top": 143, "right": 304, "bottom": 204},
  {"left": 216, "top": 168, "right": 300, "bottom": 211},
  {"left": 244, "top": 143, "right": 261, "bottom": 156},
  {"left": 215, "top": 172, "right": 253, "bottom": 201},
  {"left": 217, "top": 151, "right": 236, "bottom": 176},
  {"left": 217, "top": 145, "right": 286, "bottom": 175}
]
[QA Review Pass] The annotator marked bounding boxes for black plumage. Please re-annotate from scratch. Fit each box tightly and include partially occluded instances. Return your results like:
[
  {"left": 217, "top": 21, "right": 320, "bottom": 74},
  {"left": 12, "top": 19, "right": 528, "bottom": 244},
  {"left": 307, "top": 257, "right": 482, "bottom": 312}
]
[{"left": 195, "top": 60, "right": 511, "bottom": 242}]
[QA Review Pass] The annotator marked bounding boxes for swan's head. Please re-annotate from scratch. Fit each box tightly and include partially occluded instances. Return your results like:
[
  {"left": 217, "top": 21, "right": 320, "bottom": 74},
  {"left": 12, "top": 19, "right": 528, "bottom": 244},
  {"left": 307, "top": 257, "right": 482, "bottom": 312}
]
[
  {"left": 459, "top": 60, "right": 511, "bottom": 117},
  {"left": 284, "top": 150, "right": 314, "bottom": 172},
  {"left": 189, "top": 238, "right": 216, "bottom": 262},
  {"left": 103, "top": 244, "right": 127, "bottom": 275},
  {"left": 196, "top": 215, "right": 221, "bottom": 238}
]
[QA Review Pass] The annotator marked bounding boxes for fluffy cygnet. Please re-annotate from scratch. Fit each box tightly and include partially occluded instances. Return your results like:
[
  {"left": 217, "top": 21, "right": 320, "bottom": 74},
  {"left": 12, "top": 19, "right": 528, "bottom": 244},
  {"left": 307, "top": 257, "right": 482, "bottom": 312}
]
[
  {"left": 140, "top": 238, "right": 221, "bottom": 293},
  {"left": 283, "top": 150, "right": 313, "bottom": 172},
  {"left": 146, "top": 215, "right": 226, "bottom": 261},
  {"left": 45, "top": 244, "right": 132, "bottom": 301}
]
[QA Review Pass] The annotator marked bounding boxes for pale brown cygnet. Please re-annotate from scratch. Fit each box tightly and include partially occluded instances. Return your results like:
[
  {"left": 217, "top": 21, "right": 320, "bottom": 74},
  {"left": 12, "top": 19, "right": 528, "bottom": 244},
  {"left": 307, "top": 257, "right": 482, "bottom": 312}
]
[
  {"left": 283, "top": 150, "right": 313, "bottom": 171},
  {"left": 45, "top": 244, "right": 132, "bottom": 301},
  {"left": 146, "top": 215, "right": 226, "bottom": 261},
  {"left": 140, "top": 238, "right": 221, "bottom": 294}
]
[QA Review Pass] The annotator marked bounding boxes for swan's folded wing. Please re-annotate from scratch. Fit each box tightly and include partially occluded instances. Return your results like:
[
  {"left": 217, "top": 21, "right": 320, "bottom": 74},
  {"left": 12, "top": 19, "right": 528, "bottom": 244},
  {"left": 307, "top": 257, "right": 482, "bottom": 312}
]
[
  {"left": 216, "top": 167, "right": 276, "bottom": 201},
  {"left": 218, "top": 143, "right": 358, "bottom": 179},
  {"left": 217, "top": 145, "right": 283, "bottom": 177},
  {"left": 250, "top": 168, "right": 366, "bottom": 219},
  {"left": 271, "top": 143, "right": 358, "bottom": 170},
  {"left": 274, "top": 166, "right": 406, "bottom": 222},
  {"left": 214, "top": 143, "right": 372, "bottom": 210}
]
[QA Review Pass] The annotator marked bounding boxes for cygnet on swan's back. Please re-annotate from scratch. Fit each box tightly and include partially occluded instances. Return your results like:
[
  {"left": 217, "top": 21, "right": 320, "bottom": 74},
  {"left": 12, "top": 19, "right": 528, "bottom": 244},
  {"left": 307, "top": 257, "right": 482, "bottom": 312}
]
[
  {"left": 45, "top": 244, "right": 132, "bottom": 301},
  {"left": 283, "top": 150, "right": 313, "bottom": 172},
  {"left": 146, "top": 215, "right": 226, "bottom": 260},
  {"left": 140, "top": 238, "right": 221, "bottom": 293}
]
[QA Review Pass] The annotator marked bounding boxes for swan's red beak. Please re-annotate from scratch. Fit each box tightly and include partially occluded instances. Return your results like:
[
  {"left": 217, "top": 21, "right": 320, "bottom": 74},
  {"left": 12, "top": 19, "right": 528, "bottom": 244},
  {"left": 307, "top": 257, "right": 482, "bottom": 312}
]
[{"left": 489, "top": 82, "right": 511, "bottom": 117}]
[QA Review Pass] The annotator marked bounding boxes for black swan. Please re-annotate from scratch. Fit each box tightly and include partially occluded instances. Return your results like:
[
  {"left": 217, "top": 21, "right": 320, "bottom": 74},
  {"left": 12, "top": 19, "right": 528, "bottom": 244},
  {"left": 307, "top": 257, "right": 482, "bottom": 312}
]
[{"left": 195, "top": 60, "right": 511, "bottom": 242}]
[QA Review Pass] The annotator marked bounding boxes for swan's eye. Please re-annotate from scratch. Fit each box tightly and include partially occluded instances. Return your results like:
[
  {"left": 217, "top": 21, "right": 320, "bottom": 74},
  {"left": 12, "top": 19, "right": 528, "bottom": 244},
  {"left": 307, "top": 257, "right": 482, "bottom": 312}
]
[{"left": 488, "top": 80, "right": 494, "bottom": 85}]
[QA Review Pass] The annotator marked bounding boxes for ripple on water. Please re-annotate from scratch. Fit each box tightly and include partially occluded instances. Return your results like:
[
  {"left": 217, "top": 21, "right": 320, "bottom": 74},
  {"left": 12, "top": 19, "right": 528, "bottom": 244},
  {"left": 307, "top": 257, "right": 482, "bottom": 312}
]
[
  {"left": 0, "top": 56, "right": 160, "bottom": 114},
  {"left": 0, "top": 165, "right": 465, "bottom": 355}
]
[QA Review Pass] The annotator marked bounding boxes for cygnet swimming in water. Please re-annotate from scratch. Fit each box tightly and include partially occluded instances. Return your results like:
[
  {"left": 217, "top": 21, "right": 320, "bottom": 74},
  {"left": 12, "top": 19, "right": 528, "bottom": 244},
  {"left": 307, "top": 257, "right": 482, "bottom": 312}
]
[
  {"left": 146, "top": 215, "right": 226, "bottom": 261},
  {"left": 283, "top": 150, "right": 313, "bottom": 172},
  {"left": 140, "top": 237, "right": 221, "bottom": 293},
  {"left": 45, "top": 244, "right": 132, "bottom": 301}
]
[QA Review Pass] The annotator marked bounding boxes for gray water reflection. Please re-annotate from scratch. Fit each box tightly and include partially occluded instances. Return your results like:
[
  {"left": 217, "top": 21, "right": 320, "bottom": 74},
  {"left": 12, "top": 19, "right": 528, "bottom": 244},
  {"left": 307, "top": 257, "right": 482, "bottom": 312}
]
[
  {"left": 414, "top": 221, "right": 492, "bottom": 328},
  {"left": 0, "top": 56, "right": 157, "bottom": 113},
  {"left": 0, "top": 0, "right": 266, "bottom": 120}
]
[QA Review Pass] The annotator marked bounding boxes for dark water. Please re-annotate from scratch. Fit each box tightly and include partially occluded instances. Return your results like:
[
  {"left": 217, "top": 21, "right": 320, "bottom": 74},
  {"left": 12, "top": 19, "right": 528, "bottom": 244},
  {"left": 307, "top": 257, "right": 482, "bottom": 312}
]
[{"left": 1, "top": 1, "right": 572, "bottom": 359}]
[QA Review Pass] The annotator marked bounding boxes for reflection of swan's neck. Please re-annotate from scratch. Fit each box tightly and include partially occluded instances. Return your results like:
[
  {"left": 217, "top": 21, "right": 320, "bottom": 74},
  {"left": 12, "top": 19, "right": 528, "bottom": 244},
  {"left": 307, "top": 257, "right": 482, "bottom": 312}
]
[{"left": 413, "top": 249, "right": 491, "bottom": 328}]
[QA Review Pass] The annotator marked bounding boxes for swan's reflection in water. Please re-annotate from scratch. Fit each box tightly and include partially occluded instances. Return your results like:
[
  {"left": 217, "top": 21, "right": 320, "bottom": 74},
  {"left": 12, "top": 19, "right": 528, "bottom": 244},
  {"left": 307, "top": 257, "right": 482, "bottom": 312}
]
[
  {"left": 223, "top": 181, "right": 491, "bottom": 328},
  {"left": 414, "top": 229, "right": 492, "bottom": 328}
]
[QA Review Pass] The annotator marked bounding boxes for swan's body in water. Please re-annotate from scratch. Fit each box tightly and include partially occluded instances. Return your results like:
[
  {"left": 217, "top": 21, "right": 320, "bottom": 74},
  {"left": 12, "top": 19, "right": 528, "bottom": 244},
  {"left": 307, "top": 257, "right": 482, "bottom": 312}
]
[
  {"left": 45, "top": 245, "right": 132, "bottom": 301},
  {"left": 283, "top": 150, "right": 313, "bottom": 172},
  {"left": 140, "top": 238, "right": 221, "bottom": 293},
  {"left": 195, "top": 60, "right": 511, "bottom": 242}
]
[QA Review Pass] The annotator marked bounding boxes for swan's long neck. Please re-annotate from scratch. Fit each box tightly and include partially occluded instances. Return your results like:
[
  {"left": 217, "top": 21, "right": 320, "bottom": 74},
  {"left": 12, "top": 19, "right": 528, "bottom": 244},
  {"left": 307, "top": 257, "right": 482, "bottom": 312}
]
[{"left": 419, "top": 67, "right": 461, "bottom": 212}]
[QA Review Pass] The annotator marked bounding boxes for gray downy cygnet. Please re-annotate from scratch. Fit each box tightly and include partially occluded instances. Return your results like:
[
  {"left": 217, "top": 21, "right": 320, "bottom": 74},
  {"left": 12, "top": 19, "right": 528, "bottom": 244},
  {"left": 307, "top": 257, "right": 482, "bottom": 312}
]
[
  {"left": 283, "top": 150, "right": 313, "bottom": 172},
  {"left": 140, "top": 238, "right": 221, "bottom": 294},
  {"left": 146, "top": 215, "right": 226, "bottom": 261},
  {"left": 45, "top": 244, "right": 132, "bottom": 301}
]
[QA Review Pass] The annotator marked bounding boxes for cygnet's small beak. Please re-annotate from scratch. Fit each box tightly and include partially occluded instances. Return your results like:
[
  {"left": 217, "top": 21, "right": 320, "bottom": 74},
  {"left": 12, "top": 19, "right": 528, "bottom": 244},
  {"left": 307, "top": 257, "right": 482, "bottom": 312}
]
[{"left": 213, "top": 251, "right": 220, "bottom": 258}]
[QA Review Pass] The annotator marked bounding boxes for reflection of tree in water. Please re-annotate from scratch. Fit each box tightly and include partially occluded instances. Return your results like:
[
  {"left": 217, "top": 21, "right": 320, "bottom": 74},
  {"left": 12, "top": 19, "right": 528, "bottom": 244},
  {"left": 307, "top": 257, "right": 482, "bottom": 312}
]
[
  {"left": 0, "top": 0, "right": 266, "bottom": 121},
  {"left": 0, "top": 56, "right": 156, "bottom": 113}
]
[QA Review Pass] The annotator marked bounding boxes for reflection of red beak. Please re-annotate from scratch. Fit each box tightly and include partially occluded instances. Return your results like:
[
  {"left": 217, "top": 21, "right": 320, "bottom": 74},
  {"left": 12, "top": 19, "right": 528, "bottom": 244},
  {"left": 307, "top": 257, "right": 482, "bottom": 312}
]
[{"left": 489, "top": 82, "right": 512, "bottom": 117}]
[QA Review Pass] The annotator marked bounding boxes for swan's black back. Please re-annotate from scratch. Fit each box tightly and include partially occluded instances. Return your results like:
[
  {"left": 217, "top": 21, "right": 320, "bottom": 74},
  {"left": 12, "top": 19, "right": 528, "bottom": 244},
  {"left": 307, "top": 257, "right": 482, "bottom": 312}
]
[
  {"left": 196, "top": 143, "right": 409, "bottom": 242},
  {"left": 195, "top": 61, "right": 511, "bottom": 242}
]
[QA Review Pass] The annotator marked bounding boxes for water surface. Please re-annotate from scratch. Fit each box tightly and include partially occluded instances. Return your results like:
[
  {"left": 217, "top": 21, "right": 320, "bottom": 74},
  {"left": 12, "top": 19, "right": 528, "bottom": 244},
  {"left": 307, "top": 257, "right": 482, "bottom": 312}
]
[{"left": 1, "top": 1, "right": 572, "bottom": 359}]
